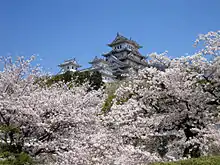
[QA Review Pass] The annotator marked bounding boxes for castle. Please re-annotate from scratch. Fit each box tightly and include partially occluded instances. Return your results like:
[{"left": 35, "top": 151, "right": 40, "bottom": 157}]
[{"left": 58, "top": 33, "right": 148, "bottom": 82}]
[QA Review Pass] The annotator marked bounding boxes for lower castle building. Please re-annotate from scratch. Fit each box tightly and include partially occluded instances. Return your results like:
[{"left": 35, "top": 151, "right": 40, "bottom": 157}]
[
  {"left": 58, "top": 58, "right": 81, "bottom": 74},
  {"left": 88, "top": 56, "right": 116, "bottom": 82}
]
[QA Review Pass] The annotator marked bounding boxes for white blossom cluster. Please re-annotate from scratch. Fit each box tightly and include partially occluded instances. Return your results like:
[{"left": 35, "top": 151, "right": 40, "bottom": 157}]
[
  {"left": 103, "top": 31, "right": 220, "bottom": 162},
  {"left": 0, "top": 31, "right": 219, "bottom": 165},
  {"left": 194, "top": 30, "right": 220, "bottom": 56}
]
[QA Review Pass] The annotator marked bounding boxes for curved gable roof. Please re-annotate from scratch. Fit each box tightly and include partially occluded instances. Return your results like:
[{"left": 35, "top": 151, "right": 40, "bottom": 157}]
[{"left": 108, "top": 33, "right": 142, "bottom": 49}]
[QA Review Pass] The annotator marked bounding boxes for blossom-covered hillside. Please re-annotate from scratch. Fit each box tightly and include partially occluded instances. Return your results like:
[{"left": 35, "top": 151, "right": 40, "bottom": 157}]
[{"left": 0, "top": 31, "right": 219, "bottom": 165}]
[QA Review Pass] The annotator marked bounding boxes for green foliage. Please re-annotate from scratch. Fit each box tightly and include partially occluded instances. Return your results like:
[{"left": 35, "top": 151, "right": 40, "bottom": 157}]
[
  {"left": 197, "top": 79, "right": 209, "bottom": 85},
  {"left": 101, "top": 94, "right": 116, "bottom": 113},
  {"left": 0, "top": 125, "right": 34, "bottom": 165},
  {"left": 0, "top": 152, "right": 34, "bottom": 165},
  {"left": 46, "top": 70, "right": 104, "bottom": 90},
  {"left": 101, "top": 81, "right": 124, "bottom": 113},
  {"left": 0, "top": 125, "right": 22, "bottom": 154},
  {"left": 102, "top": 80, "right": 133, "bottom": 113},
  {"left": 151, "top": 156, "right": 220, "bottom": 165},
  {"left": 116, "top": 93, "right": 133, "bottom": 105},
  {"left": 89, "top": 71, "right": 104, "bottom": 90},
  {"left": 104, "top": 81, "right": 121, "bottom": 96},
  {"left": 0, "top": 125, "right": 20, "bottom": 134}
]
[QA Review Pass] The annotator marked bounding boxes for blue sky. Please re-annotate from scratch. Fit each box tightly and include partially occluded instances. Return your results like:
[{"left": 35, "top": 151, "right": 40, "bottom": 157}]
[{"left": 0, "top": 0, "right": 219, "bottom": 74}]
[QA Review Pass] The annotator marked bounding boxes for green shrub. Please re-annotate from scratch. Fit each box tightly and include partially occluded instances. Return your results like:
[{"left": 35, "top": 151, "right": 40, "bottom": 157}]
[
  {"left": 0, "top": 125, "right": 34, "bottom": 165},
  {"left": 116, "top": 93, "right": 133, "bottom": 105},
  {"left": 45, "top": 70, "right": 104, "bottom": 90},
  {"left": 101, "top": 81, "right": 125, "bottom": 113},
  {"left": 0, "top": 152, "right": 34, "bottom": 165},
  {"left": 104, "top": 81, "right": 121, "bottom": 95},
  {"left": 101, "top": 94, "right": 116, "bottom": 113},
  {"left": 102, "top": 80, "right": 133, "bottom": 113},
  {"left": 151, "top": 156, "right": 220, "bottom": 165},
  {"left": 89, "top": 71, "right": 104, "bottom": 90}
]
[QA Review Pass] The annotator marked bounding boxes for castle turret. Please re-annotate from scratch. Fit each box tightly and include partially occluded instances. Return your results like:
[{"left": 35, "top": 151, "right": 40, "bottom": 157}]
[{"left": 58, "top": 58, "right": 81, "bottom": 73}]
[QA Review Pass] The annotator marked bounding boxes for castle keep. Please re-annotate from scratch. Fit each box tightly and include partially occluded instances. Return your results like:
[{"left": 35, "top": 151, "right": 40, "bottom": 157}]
[
  {"left": 59, "top": 33, "right": 147, "bottom": 82},
  {"left": 102, "top": 33, "right": 147, "bottom": 78}
]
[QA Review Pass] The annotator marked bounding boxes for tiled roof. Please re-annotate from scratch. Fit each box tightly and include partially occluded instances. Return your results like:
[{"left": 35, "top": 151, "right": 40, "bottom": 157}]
[
  {"left": 89, "top": 56, "right": 109, "bottom": 64},
  {"left": 110, "top": 55, "right": 129, "bottom": 67},
  {"left": 58, "top": 58, "right": 81, "bottom": 67},
  {"left": 108, "top": 33, "right": 142, "bottom": 49},
  {"left": 103, "top": 47, "right": 145, "bottom": 59},
  {"left": 127, "top": 53, "right": 148, "bottom": 66}
]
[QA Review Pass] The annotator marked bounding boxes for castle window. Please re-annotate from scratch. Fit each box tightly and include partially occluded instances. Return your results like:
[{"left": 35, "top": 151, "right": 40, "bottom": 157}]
[
  {"left": 67, "top": 66, "right": 69, "bottom": 69},
  {"left": 72, "top": 66, "right": 74, "bottom": 69}
]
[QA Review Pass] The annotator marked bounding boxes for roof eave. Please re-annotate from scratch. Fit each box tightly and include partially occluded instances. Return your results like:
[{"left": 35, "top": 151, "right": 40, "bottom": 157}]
[{"left": 108, "top": 41, "right": 142, "bottom": 49}]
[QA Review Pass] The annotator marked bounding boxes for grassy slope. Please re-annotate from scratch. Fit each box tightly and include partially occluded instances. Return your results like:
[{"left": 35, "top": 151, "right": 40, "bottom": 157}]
[{"left": 151, "top": 156, "right": 220, "bottom": 165}]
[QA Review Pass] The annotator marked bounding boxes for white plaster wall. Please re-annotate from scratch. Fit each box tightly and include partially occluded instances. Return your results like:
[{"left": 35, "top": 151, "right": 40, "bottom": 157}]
[{"left": 61, "top": 64, "right": 77, "bottom": 73}]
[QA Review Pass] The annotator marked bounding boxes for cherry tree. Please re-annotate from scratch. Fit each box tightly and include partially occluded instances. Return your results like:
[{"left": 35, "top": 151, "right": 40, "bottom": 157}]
[
  {"left": 194, "top": 30, "right": 220, "bottom": 56},
  {"left": 0, "top": 55, "right": 159, "bottom": 165},
  {"left": 102, "top": 30, "right": 220, "bottom": 161},
  {"left": 0, "top": 56, "right": 105, "bottom": 164},
  {"left": 0, "top": 30, "right": 219, "bottom": 164}
]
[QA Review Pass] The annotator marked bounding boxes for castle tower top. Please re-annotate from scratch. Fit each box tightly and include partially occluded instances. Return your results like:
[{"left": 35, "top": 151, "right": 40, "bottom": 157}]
[{"left": 108, "top": 33, "right": 142, "bottom": 49}]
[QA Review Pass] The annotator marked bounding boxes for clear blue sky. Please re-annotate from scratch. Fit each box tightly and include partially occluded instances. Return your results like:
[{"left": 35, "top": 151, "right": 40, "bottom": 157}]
[{"left": 0, "top": 0, "right": 219, "bottom": 74}]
